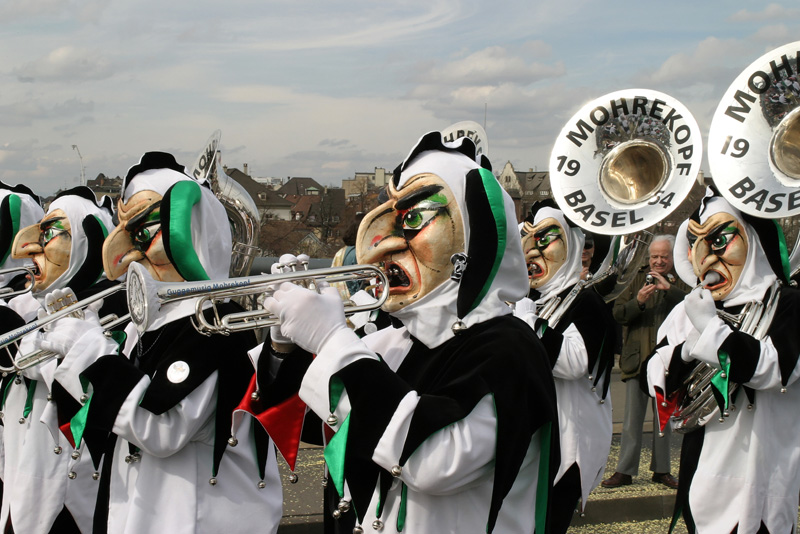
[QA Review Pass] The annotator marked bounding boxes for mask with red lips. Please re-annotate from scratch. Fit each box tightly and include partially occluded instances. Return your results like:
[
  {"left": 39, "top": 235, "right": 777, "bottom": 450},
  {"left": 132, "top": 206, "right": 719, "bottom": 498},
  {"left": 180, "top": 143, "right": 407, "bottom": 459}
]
[
  {"left": 356, "top": 173, "right": 465, "bottom": 313},
  {"left": 687, "top": 213, "right": 748, "bottom": 301}
]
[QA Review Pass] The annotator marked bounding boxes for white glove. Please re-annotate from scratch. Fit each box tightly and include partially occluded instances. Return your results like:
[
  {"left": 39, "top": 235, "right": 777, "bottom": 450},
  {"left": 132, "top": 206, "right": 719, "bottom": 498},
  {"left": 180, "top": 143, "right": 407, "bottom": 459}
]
[
  {"left": 513, "top": 297, "right": 537, "bottom": 317},
  {"left": 34, "top": 288, "right": 106, "bottom": 357},
  {"left": 263, "top": 282, "right": 348, "bottom": 355},
  {"left": 684, "top": 288, "right": 717, "bottom": 333}
]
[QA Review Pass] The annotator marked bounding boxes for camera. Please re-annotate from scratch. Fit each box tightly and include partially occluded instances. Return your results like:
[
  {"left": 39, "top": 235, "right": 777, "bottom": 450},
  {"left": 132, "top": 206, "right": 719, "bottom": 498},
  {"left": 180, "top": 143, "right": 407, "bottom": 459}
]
[{"left": 645, "top": 274, "right": 655, "bottom": 285}]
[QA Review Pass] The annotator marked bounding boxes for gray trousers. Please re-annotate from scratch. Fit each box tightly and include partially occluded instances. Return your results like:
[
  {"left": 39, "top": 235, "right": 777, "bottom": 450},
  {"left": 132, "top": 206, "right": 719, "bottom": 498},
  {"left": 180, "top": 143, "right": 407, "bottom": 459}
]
[{"left": 616, "top": 377, "right": 672, "bottom": 475}]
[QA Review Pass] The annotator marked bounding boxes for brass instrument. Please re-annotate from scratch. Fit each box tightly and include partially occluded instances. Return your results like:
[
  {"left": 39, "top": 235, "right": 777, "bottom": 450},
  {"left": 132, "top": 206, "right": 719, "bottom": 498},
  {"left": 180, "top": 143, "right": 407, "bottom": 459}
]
[
  {"left": 0, "top": 266, "right": 35, "bottom": 298},
  {"left": 190, "top": 130, "right": 262, "bottom": 279},
  {"left": 672, "top": 43, "right": 800, "bottom": 433},
  {"left": 541, "top": 89, "right": 702, "bottom": 327},
  {"left": 670, "top": 280, "right": 781, "bottom": 433},
  {"left": 125, "top": 260, "right": 389, "bottom": 335},
  {"left": 708, "top": 41, "right": 800, "bottom": 222},
  {"left": 0, "top": 285, "right": 129, "bottom": 374},
  {"left": 536, "top": 231, "right": 653, "bottom": 329}
]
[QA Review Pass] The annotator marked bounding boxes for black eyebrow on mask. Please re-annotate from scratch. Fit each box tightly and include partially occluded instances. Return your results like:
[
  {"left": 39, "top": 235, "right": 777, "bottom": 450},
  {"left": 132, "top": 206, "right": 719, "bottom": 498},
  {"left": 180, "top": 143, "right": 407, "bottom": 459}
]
[
  {"left": 534, "top": 224, "right": 560, "bottom": 239},
  {"left": 704, "top": 220, "right": 735, "bottom": 242},
  {"left": 124, "top": 201, "right": 162, "bottom": 233},
  {"left": 39, "top": 217, "right": 66, "bottom": 230},
  {"left": 395, "top": 185, "right": 444, "bottom": 211}
]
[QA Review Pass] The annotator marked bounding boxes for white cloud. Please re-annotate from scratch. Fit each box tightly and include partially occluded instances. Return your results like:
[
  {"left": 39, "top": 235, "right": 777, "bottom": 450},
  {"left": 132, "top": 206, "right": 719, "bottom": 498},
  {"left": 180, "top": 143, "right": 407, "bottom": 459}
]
[
  {"left": 414, "top": 46, "right": 564, "bottom": 86},
  {"left": 728, "top": 3, "right": 800, "bottom": 21},
  {"left": 14, "top": 46, "right": 114, "bottom": 83},
  {"left": 637, "top": 37, "right": 750, "bottom": 88}
]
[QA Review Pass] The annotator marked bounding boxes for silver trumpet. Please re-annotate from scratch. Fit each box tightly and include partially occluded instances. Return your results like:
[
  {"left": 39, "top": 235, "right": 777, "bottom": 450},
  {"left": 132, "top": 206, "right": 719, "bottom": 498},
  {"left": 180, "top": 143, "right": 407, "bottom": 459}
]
[
  {"left": 0, "top": 266, "right": 36, "bottom": 299},
  {"left": 0, "top": 284, "right": 129, "bottom": 374},
  {"left": 125, "top": 259, "right": 389, "bottom": 335}
]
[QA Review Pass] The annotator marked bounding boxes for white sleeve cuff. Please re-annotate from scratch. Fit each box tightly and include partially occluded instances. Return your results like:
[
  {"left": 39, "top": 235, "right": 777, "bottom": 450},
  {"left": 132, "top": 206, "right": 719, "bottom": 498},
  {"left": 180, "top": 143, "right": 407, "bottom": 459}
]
[
  {"left": 685, "top": 316, "right": 732, "bottom": 366},
  {"left": 54, "top": 328, "right": 120, "bottom": 401},
  {"left": 299, "top": 327, "right": 377, "bottom": 416}
]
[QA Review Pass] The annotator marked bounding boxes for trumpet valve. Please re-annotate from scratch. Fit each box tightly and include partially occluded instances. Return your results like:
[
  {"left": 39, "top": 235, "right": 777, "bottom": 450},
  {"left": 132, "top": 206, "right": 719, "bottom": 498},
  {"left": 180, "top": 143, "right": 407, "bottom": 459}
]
[{"left": 297, "top": 254, "right": 310, "bottom": 271}]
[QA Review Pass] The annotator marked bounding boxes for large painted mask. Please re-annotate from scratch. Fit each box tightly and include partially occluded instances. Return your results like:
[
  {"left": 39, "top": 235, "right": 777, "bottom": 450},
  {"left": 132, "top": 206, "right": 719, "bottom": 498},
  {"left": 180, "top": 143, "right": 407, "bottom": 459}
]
[
  {"left": 356, "top": 172, "right": 465, "bottom": 313},
  {"left": 521, "top": 217, "right": 567, "bottom": 289},
  {"left": 0, "top": 183, "right": 44, "bottom": 274},
  {"left": 686, "top": 212, "right": 748, "bottom": 301},
  {"left": 104, "top": 190, "right": 182, "bottom": 282},
  {"left": 13, "top": 209, "right": 71, "bottom": 291},
  {"left": 356, "top": 131, "right": 528, "bottom": 338},
  {"left": 12, "top": 187, "right": 112, "bottom": 294},
  {"left": 103, "top": 152, "right": 232, "bottom": 284}
]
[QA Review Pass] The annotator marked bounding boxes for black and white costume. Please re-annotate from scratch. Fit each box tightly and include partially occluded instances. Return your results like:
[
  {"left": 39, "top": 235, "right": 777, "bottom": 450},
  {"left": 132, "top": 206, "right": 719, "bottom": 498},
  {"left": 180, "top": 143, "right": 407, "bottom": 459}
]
[
  {"left": 647, "top": 195, "right": 800, "bottom": 534},
  {"left": 41, "top": 161, "right": 282, "bottom": 534},
  {"left": 513, "top": 205, "right": 615, "bottom": 532},
  {"left": 1, "top": 188, "right": 115, "bottom": 534},
  {"left": 257, "top": 133, "right": 559, "bottom": 533}
]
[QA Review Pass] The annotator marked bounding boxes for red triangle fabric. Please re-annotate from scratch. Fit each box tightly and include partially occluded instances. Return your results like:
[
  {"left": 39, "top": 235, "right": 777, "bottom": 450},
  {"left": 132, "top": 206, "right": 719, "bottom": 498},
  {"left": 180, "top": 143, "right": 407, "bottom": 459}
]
[
  {"left": 654, "top": 387, "right": 679, "bottom": 433},
  {"left": 59, "top": 421, "right": 76, "bottom": 449},
  {"left": 234, "top": 374, "right": 307, "bottom": 471}
]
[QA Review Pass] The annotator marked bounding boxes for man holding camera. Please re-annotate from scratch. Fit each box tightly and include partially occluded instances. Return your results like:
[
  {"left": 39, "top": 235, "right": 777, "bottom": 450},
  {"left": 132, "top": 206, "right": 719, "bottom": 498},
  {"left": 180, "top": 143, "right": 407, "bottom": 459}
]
[{"left": 602, "top": 234, "right": 688, "bottom": 489}]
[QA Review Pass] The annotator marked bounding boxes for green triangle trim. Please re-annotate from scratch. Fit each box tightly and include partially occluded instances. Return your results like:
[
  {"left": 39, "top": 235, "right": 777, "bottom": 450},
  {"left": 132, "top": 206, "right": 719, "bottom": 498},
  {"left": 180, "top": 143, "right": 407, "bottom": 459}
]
[
  {"left": 329, "top": 376, "right": 345, "bottom": 413},
  {"left": 711, "top": 351, "right": 731, "bottom": 410},
  {"left": 396, "top": 482, "right": 408, "bottom": 532},
  {"left": 71, "top": 395, "right": 92, "bottom": 447},
  {"left": 22, "top": 379, "right": 37, "bottom": 419},
  {"left": 324, "top": 413, "right": 350, "bottom": 498}
]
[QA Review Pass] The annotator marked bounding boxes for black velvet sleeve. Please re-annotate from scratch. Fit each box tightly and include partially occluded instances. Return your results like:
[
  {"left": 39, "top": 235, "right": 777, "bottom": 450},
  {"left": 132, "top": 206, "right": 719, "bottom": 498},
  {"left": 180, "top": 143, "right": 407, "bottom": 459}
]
[
  {"left": 725, "top": 287, "right": 800, "bottom": 387},
  {"left": 0, "top": 305, "right": 25, "bottom": 368}
]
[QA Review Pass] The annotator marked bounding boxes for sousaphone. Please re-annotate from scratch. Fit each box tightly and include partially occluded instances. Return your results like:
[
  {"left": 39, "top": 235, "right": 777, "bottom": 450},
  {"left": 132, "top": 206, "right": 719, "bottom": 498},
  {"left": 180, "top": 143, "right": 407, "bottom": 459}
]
[
  {"left": 547, "top": 89, "right": 702, "bottom": 309},
  {"left": 673, "top": 42, "right": 800, "bottom": 433},
  {"left": 707, "top": 41, "right": 800, "bottom": 277},
  {"left": 190, "top": 130, "right": 261, "bottom": 278}
]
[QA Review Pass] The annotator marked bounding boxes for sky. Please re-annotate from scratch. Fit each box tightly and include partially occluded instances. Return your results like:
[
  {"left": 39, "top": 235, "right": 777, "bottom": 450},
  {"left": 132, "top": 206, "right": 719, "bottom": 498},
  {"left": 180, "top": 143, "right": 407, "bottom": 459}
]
[{"left": 2, "top": 0, "right": 799, "bottom": 196}]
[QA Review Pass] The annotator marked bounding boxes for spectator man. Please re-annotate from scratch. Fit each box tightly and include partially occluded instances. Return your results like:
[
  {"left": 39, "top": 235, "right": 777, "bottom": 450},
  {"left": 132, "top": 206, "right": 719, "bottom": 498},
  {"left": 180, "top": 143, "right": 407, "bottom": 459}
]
[{"left": 602, "top": 234, "right": 687, "bottom": 489}]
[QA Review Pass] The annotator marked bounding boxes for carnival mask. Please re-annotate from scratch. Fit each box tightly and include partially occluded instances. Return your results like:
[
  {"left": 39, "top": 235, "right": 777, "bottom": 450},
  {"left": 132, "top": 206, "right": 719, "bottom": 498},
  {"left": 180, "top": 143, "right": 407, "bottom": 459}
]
[
  {"left": 522, "top": 217, "right": 567, "bottom": 289},
  {"left": 103, "top": 190, "right": 183, "bottom": 282},
  {"left": 11, "top": 210, "right": 72, "bottom": 292},
  {"left": 356, "top": 173, "right": 465, "bottom": 313},
  {"left": 687, "top": 212, "right": 748, "bottom": 301}
]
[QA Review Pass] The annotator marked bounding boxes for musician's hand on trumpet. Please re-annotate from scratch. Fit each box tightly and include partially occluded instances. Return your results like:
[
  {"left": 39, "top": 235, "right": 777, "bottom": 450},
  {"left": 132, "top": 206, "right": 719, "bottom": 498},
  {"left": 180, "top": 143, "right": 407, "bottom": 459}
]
[
  {"left": 31, "top": 288, "right": 116, "bottom": 367},
  {"left": 263, "top": 281, "right": 351, "bottom": 356}
]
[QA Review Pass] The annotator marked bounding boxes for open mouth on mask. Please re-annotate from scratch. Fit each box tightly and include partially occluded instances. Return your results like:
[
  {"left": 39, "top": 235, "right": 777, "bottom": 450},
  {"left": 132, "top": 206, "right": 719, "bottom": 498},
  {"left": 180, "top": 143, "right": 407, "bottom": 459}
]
[
  {"left": 528, "top": 262, "right": 543, "bottom": 279},
  {"left": 31, "top": 259, "right": 42, "bottom": 280},
  {"left": 385, "top": 262, "right": 411, "bottom": 291},
  {"left": 703, "top": 270, "right": 725, "bottom": 291}
]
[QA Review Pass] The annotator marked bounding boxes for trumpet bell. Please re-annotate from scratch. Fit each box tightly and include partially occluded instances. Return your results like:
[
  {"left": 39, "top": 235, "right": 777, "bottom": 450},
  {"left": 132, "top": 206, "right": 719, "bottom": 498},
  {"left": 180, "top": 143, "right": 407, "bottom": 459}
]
[{"left": 125, "top": 260, "right": 389, "bottom": 335}]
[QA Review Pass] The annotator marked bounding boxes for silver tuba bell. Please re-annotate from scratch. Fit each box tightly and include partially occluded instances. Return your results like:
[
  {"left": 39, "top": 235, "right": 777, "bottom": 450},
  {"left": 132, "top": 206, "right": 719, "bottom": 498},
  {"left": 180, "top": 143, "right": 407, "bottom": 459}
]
[
  {"left": 190, "top": 130, "right": 261, "bottom": 279},
  {"left": 540, "top": 89, "right": 702, "bottom": 328}
]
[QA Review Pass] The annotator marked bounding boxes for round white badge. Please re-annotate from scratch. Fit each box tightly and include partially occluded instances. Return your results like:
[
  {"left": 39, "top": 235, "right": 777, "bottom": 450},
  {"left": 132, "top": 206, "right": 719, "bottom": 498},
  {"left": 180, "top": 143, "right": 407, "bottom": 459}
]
[{"left": 167, "top": 361, "right": 190, "bottom": 383}]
